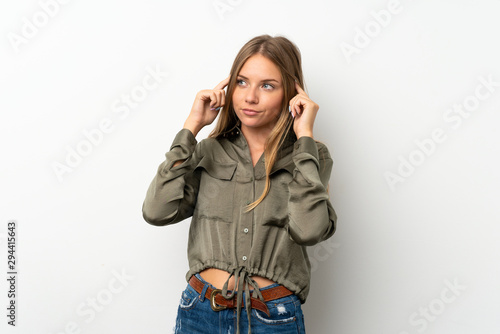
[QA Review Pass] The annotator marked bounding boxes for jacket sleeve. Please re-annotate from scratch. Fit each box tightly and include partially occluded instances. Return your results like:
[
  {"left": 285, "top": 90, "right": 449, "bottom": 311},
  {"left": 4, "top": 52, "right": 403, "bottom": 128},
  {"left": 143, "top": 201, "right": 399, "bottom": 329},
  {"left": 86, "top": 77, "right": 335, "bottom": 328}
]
[
  {"left": 286, "top": 136, "right": 337, "bottom": 246},
  {"left": 142, "top": 128, "right": 202, "bottom": 226}
]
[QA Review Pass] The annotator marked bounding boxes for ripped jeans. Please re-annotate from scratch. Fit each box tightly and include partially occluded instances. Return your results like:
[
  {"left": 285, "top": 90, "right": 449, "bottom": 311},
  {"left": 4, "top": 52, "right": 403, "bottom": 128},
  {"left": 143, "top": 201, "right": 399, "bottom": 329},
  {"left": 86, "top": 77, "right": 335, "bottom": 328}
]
[{"left": 174, "top": 274, "right": 306, "bottom": 334}]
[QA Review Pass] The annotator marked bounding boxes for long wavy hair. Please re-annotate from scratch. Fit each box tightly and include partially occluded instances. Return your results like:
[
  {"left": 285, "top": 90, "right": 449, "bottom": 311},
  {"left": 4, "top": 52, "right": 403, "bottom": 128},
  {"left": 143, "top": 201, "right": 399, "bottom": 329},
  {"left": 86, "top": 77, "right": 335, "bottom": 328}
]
[{"left": 209, "top": 34, "right": 305, "bottom": 211}]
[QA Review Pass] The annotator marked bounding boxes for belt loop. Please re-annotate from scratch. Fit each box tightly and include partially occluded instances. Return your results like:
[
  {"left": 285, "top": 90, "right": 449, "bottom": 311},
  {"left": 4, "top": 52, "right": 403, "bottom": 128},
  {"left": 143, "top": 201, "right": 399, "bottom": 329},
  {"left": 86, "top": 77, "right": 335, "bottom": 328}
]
[{"left": 199, "top": 280, "right": 209, "bottom": 302}]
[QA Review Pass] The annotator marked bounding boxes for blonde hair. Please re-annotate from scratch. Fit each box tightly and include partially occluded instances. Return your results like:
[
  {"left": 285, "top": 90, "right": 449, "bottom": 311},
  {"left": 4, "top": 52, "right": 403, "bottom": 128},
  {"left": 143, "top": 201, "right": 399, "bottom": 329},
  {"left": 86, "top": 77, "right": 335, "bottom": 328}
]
[{"left": 209, "top": 34, "right": 305, "bottom": 211}]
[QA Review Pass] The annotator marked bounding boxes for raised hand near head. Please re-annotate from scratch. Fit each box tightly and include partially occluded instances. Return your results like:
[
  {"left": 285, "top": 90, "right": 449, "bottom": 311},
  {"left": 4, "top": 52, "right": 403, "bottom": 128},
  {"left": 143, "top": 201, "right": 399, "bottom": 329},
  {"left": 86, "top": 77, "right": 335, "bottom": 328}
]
[
  {"left": 289, "top": 82, "right": 319, "bottom": 139},
  {"left": 184, "top": 76, "right": 230, "bottom": 137}
]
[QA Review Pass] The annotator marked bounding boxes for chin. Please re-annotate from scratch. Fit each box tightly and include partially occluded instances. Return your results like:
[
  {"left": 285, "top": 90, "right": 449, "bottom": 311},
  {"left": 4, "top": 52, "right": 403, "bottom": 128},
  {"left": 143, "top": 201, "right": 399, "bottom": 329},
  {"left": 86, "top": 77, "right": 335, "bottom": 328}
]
[
  {"left": 240, "top": 121, "right": 261, "bottom": 129},
  {"left": 237, "top": 115, "right": 259, "bottom": 126}
]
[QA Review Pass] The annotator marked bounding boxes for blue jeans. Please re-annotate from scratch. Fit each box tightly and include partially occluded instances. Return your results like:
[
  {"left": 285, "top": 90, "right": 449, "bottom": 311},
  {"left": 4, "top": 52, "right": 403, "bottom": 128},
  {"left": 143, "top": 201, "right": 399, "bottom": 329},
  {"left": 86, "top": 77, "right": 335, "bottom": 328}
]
[{"left": 174, "top": 274, "right": 306, "bottom": 333}]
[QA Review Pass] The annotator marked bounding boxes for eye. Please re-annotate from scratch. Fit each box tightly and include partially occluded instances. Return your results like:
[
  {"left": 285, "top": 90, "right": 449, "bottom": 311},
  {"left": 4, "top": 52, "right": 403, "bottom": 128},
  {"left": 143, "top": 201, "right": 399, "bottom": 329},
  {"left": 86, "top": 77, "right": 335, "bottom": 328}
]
[
  {"left": 262, "top": 83, "right": 274, "bottom": 90},
  {"left": 236, "top": 79, "right": 246, "bottom": 86}
]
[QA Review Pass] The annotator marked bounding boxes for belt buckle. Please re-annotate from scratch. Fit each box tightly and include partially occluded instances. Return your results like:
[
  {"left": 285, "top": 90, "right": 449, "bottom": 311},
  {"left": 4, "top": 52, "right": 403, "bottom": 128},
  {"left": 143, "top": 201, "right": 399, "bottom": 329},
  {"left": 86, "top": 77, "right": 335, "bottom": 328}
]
[{"left": 210, "top": 289, "right": 227, "bottom": 311}]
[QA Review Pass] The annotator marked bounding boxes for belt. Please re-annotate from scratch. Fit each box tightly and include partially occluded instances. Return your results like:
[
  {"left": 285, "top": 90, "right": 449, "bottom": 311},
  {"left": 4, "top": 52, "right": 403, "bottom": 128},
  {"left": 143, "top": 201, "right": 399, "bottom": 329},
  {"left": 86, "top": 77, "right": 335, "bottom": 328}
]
[{"left": 189, "top": 274, "right": 294, "bottom": 317}]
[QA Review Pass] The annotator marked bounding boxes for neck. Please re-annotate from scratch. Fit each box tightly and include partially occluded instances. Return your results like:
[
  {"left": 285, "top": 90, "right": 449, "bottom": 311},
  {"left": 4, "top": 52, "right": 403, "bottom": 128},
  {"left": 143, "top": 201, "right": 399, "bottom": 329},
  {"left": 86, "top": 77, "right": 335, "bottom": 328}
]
[{"left": 240, "top": 125, "right": 271, "bottom": 151}]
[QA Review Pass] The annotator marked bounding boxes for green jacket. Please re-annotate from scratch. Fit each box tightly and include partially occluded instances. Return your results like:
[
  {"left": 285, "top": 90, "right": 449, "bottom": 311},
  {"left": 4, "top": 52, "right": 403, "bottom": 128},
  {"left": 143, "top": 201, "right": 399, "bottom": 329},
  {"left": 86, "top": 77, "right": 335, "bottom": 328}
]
[{"left": 142, "top": 127, "right": 337, "bottom": 303}]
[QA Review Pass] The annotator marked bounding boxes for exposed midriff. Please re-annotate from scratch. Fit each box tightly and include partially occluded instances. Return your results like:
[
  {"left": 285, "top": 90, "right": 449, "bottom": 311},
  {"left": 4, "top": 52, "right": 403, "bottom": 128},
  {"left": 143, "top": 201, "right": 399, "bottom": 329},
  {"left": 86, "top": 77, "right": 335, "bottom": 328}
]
[{"left": 199, "top": 268, "right": 275, "bottom": 290}]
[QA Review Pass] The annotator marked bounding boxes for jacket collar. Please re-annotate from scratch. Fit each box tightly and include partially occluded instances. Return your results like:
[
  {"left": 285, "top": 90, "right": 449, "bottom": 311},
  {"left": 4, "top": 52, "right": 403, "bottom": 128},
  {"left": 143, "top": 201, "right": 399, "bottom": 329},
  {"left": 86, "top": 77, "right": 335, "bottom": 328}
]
[
  {"left": 230, "top": 125, "right": 296, "bottom": 152},
  {"left": 228, "top": 126, "right": 297, "bottom": 178}
]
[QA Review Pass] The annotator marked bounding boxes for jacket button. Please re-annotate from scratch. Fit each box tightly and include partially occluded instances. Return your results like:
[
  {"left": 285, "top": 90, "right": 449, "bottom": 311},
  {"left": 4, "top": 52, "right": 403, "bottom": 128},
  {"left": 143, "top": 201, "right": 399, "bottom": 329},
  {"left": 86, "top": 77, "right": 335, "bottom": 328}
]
[
  {"left": 243, "top": 228, "right": 249, "bottom": 233},
  {"left": 242, "top": 256, "right": 247, "bottom": 261}
]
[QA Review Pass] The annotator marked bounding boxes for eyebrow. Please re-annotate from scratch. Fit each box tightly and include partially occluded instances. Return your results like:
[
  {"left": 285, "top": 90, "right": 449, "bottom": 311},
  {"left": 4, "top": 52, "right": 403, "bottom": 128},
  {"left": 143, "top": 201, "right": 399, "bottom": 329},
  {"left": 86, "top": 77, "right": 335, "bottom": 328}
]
[{"left": 237, "top": 74, "right": 280, "bottom": 84}]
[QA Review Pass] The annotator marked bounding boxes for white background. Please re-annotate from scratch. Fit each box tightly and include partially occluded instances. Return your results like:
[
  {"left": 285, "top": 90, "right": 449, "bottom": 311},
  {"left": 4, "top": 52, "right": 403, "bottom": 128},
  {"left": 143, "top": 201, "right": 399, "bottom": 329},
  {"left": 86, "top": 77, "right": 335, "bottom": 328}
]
[{"left": 1, "top": 0, "right": 500, "bottom": 333}]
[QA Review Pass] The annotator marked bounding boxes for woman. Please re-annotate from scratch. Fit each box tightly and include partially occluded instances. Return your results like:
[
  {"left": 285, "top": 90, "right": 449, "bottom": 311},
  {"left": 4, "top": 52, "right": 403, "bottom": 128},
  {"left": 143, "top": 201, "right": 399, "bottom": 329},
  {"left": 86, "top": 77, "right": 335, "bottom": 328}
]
[{"left": 142, "top": 34, "right": 337, "bottom": 334}]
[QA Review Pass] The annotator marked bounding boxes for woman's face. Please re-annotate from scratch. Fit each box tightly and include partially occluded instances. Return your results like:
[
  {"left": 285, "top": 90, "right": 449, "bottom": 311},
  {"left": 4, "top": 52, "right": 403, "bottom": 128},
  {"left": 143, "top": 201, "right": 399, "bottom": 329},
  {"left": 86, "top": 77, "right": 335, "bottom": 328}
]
[{"left": 232, "top": 54, "right": 284, "bottom": 135}]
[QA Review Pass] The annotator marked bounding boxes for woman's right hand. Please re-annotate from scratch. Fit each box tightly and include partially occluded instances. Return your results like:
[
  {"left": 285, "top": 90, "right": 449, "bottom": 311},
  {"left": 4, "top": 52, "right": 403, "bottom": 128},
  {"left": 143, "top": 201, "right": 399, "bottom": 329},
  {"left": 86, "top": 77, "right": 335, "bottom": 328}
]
[{"left": 184, "top": 76, "right": 230, "bottom": 137}]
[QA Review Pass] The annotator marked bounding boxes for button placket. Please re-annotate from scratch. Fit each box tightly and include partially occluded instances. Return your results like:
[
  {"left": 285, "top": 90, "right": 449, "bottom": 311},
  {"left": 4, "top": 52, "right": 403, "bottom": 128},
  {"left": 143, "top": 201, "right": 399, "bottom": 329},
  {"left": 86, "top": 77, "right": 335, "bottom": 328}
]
[{"left": 235, "top": 132, "right": 257, "bottom": 266}]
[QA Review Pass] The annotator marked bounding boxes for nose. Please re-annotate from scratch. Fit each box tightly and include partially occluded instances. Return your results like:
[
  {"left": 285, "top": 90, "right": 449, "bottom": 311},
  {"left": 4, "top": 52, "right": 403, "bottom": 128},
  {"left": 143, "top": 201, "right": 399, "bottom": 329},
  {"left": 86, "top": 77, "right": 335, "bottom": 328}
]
[{"left": 245, "top": 86, "right": 259, "bottom": 104}]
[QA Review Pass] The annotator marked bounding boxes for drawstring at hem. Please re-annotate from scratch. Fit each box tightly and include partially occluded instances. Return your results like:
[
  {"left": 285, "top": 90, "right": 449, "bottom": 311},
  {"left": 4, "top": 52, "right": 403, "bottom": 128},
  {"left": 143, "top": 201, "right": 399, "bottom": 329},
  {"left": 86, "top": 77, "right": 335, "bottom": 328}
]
[{"left": 221, "top": 267, "right": 264, "bottom": 334}]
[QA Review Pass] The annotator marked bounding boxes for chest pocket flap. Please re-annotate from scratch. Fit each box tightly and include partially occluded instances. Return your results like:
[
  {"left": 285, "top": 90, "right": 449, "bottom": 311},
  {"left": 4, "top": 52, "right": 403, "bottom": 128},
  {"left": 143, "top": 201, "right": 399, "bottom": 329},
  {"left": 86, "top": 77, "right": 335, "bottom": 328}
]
[
  {"left": 270, "top": 158, "right": 296, "bottom": 176},
  {"left": 193, "top": 155, "right": 237, "bottom": 223},
  {"left": 195, "top": 155, "right": 237, "bottom": 180}
]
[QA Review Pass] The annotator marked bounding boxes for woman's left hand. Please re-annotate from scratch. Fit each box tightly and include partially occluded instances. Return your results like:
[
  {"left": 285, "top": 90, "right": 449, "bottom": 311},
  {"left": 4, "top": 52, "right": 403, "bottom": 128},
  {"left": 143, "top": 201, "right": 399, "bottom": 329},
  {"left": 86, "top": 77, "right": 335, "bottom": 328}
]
[{"left": 289, "top": 82, "right": 319, "bottom": 139}]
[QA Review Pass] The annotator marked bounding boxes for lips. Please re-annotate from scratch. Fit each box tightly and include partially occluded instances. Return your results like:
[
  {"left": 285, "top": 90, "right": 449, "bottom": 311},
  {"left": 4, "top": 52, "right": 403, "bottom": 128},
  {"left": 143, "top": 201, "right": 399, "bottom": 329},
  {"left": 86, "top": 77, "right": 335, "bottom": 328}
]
[{"left": 242, "top": 108, "right": 260, "bottom": 116}]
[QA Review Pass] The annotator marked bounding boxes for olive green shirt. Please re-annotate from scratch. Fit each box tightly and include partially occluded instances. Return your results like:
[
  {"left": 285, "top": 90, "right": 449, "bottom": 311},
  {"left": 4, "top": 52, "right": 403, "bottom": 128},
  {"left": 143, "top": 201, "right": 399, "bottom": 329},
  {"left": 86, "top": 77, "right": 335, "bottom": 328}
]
[{"left": 142, "top": 127, "right": 337, "bottom": 303}]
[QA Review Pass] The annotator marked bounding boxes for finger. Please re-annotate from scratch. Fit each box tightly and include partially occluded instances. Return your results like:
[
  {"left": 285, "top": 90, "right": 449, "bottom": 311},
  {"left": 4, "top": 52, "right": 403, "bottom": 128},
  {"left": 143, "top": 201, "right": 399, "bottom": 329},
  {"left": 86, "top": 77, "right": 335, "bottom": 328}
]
[
  {"left": 215, "top": 90, "right": 224, "bottom": 110},
  {"left": 289, "top": 94, "right": 305, "bottom": 109},
  {"left": 214, "top": 76, "right": 230, "bottom": 90},
  {"left": 220, "top": 89, "right": 225, "bottom": 107},
  {"left": 290, "top": 101, "right": 300, "bottom": 118},
  {"left": 210, "top": 91, "right": 225, "bottom": 111},
  {"left": 199, "top": 90, "right": 211, "bottom": 101},
  {"left": 289, "top": 97, "right": 298, "bottom": 117},
  {"left": 209, "top": 91, "right": 218, "bottom": 108},
  {"left": 290, "top": 96, "right": 298, "bottom": 110},
  {"left": 289, "top": 96, "right": 297, "bottom": 113},
  {"left": 288, "top": 102, "right": 294, "bottom": 118},
  {"left": 295, "top": 81, "right": 306, "bottom": 95},
  {"left": 294, "top": 103, "right": 301, "bottom": 118}
]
